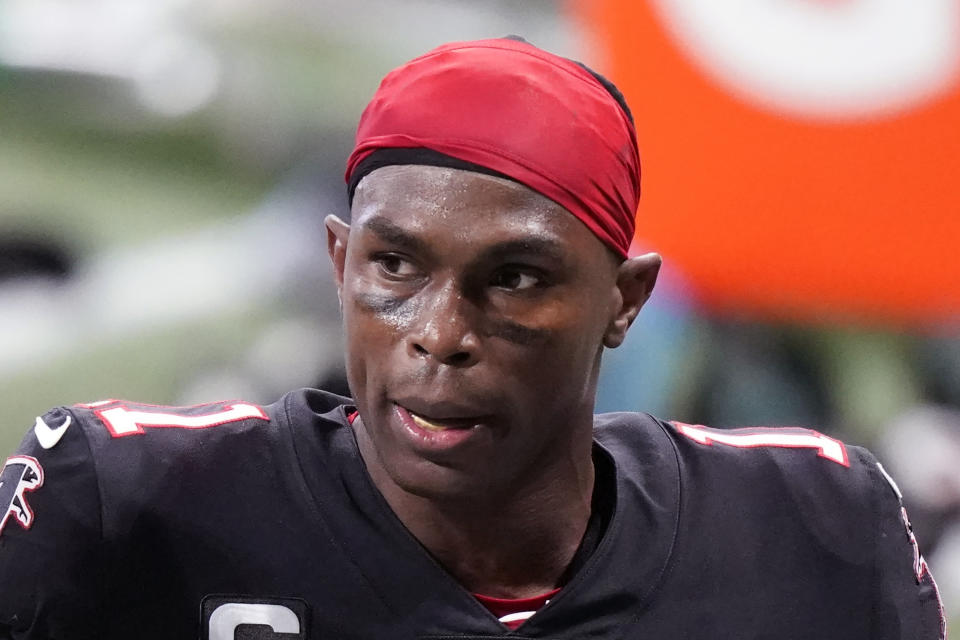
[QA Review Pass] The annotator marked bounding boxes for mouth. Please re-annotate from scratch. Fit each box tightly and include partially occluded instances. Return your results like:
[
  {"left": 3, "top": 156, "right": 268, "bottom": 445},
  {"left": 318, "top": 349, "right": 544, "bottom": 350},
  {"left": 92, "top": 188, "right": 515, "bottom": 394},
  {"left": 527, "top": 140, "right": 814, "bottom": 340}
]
[
  {"left": 392, "top": 401, "right": 492, "bottom": 446},
  {"left": 409, "top": 412, "right": 452, "bottom": 432},
  {"left": 406, "top": 409, "right": 484, "bottom": 431}
]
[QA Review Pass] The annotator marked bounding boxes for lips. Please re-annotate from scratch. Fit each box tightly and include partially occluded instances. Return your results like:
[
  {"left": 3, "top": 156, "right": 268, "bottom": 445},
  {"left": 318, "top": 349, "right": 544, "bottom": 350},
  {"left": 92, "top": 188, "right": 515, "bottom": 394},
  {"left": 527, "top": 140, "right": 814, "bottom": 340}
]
[
  {"left": 392, "top": 402, "right": 492, "bottom": 449},
  {"left": 394, "top": 399, "right": 490, "bottom": 430}
]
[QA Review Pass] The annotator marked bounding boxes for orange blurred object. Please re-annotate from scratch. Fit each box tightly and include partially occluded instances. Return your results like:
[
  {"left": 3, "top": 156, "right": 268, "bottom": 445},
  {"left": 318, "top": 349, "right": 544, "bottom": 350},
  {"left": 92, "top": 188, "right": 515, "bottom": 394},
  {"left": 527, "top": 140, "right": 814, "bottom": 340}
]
[{"left": 575, "top": 0, "right": 960, "bottom": 327}]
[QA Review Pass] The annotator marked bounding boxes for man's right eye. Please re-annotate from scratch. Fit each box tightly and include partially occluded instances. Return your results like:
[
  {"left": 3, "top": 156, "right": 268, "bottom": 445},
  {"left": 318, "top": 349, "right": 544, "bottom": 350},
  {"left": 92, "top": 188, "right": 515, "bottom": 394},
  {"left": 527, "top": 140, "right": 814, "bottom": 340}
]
[{"left": 373, "top": 254, "right": 417, "bottom": 277}]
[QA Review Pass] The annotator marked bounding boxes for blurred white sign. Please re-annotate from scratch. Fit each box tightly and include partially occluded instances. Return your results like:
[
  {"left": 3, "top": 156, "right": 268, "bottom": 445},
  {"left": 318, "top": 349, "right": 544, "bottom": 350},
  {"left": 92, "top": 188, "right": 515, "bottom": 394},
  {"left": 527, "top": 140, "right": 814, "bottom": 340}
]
[
  {"left": 650, "top": 0, "right": 960, "bottom": 119},
  {"left": 0, "top": 0, "right": 220, "bottom": 117}
]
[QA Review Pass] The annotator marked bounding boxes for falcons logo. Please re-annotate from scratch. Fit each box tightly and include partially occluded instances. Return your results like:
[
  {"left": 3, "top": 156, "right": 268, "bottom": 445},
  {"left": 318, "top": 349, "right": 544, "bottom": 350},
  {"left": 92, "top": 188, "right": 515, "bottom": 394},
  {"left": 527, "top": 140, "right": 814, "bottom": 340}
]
[{"left": 0, "top": 456, "right": 44, "bottom": 536}]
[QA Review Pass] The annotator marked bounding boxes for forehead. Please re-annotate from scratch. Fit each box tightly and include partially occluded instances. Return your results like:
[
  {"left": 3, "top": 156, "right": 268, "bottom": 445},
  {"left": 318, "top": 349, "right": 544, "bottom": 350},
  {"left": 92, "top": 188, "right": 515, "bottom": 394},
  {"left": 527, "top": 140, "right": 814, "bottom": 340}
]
[{"left": 350, "top": 165, "right": 603, "bottom": 256}]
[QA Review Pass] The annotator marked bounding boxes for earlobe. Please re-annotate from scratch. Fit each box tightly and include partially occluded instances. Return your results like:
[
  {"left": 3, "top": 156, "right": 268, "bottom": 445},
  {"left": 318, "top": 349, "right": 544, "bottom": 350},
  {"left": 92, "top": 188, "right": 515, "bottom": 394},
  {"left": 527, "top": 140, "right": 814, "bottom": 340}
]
[
  {"left": 603, "top": 253, "right": 662, "bottom": 348},
  {"left": 325, "top": 214, "right": 351, "bottom": 291}
]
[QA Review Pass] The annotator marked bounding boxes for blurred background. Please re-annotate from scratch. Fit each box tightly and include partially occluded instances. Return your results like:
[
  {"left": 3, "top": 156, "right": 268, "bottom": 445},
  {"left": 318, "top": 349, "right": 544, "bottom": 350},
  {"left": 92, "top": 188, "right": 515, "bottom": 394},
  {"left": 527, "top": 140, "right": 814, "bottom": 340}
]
[{"left": 1, "top": 0, "right": 957, "bottom": 627}]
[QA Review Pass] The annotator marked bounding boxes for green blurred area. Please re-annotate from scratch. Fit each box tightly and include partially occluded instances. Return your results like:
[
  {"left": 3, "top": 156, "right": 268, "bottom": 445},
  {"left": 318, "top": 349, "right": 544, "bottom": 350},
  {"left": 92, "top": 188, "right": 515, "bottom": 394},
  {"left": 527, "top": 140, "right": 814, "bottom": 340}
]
[
  {"left": 0, "top": 10, "right": 356, "bottom": 437},
  {"left": 0, "top": 308, "right": 275, "bottom": 453}
]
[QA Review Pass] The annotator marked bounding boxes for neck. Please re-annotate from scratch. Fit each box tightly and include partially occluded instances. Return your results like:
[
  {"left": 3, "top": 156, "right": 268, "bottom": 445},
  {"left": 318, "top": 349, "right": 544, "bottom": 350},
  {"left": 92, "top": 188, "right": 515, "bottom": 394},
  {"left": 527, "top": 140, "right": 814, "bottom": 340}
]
[{"left": 359, "top": 420, "right": 596, "bottom": 598}]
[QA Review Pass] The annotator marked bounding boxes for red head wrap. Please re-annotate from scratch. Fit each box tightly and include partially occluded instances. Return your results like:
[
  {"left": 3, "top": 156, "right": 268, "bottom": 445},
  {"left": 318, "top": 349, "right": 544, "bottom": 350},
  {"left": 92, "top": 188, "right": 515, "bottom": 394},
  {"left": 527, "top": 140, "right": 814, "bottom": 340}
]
[{"left": 345, "top": 38, "right": 640, "bottom": 259}]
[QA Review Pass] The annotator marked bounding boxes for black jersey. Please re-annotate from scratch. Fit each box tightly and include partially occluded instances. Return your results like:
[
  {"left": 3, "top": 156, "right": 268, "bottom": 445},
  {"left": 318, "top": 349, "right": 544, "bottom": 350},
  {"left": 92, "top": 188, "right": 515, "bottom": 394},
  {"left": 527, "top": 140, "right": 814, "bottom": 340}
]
[{"left": 0, "top": 389, "right": 945, "bottom": 639}]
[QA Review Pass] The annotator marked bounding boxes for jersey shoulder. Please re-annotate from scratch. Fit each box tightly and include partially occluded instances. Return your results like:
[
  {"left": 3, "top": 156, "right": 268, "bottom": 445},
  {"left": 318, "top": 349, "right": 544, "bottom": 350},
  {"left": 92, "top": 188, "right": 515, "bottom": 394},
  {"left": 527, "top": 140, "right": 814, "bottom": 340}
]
[
  {"left": 4, "top": 388, "right": 354, "bottom": 534},
  {"left": 658, "top": 418, "right": 946, "bottom": 638},
  {"left": 63, "top": 388, "right": 354, "bottom": 478},
  {"left": 64, "top": 397, "right": 279, "bottom": 472},
  {"left": 652, "top": 417, "right": 875, "bottom": 480},
  {"left": 593, "top": 414, "right": 945, "bottom": 637},
  {"left": 665, "top": 418, "right": 881, "bottom": 517},
  {"left": 7, "top": 389, "right": 352, "bottom": 523},
  {"left": 596, "top": 413, "right": 883, "bottom": 555},
  {"left": 67, "top": 387, "right": 351, "bottom": 448},
  {"left": 673, "top": 418, "right": 932, "bottom": 579},
  {"left": 0, "top": 390, "right": 356, "bottom": 638}
]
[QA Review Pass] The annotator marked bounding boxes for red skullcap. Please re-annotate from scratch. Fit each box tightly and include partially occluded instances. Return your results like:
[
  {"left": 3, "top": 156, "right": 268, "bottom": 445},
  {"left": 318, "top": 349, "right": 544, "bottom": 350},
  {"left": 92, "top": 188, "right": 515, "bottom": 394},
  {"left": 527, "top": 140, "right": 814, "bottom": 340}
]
[{"left": 345, "top": 38, "right": 640, "bottom": 259}]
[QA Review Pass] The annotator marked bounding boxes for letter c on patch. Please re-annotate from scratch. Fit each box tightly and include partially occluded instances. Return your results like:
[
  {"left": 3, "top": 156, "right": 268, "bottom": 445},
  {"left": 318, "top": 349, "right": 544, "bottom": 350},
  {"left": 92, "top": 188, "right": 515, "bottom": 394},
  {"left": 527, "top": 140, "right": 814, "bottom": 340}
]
[{"left": 208, "top": 602, "right": 301, "bottom": 640}]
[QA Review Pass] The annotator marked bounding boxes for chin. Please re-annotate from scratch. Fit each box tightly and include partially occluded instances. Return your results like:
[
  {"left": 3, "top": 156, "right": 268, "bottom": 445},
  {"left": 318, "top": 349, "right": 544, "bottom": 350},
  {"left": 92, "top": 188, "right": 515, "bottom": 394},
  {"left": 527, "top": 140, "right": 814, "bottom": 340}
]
[{"left": 384, "top": 458, "right": 496, "bottom": 503}]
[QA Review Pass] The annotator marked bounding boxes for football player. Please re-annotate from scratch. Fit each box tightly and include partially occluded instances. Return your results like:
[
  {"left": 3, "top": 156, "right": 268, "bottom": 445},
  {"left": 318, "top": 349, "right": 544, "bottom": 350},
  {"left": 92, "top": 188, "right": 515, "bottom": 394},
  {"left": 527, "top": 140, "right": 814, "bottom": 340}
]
[{"left": 0, "top": 38, "right": 945, "bottom": 639}]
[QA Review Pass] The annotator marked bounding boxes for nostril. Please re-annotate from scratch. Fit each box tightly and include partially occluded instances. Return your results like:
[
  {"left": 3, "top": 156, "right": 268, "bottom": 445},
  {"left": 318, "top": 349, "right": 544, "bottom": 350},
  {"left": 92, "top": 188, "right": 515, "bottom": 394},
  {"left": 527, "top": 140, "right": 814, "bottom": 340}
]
[
  {"left": 448, "top": 351, "right": 470, "bottom": 366},
  {"left": 409, "top": 342, "right": 474, "bottom": 365}
]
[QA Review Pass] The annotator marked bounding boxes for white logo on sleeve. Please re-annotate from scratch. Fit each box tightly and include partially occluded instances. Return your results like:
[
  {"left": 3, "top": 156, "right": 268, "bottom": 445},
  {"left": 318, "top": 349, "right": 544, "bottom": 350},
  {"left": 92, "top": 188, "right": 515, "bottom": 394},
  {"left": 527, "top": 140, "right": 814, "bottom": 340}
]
[
  {"left": 0, "top": 456, "right": 44, "bottom": 535},
  {"left": 34, "top": 415, "right": 72, "bottom": 450}
]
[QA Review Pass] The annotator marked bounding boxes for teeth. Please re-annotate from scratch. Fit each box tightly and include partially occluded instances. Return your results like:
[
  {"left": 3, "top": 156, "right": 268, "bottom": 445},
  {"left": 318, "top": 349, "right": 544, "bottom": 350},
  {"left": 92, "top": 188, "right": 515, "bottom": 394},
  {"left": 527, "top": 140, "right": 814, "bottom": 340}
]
[{"left": 411, "top": 413, "right": 448, "bottom": 431}]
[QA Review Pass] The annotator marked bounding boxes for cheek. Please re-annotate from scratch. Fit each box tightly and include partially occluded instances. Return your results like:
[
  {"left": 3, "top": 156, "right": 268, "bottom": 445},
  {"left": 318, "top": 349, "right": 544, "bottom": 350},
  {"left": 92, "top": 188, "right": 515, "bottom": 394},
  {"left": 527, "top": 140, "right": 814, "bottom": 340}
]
[
  {"left": 500, "top": 294, "right": 609, "bottom": 351},
  {"left": 341, "top": 275, "right": 424, "bottom": 391},
  {"left": 490, "top": 306, "right": 606, "bottom": 388},
  {"left": 536, "top": 303, "right": 610, "bottom": 383},
  {"left": 344, "top": 259, "right": 424, "bottom": 332}
]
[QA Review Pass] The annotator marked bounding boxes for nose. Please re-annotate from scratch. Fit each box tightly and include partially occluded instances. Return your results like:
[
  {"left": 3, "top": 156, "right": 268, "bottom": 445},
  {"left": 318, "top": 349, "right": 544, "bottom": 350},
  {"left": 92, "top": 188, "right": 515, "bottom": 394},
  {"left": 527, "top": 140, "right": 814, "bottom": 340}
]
[{"left": 407, "top": 282, "right": 479, "bottom": 367}]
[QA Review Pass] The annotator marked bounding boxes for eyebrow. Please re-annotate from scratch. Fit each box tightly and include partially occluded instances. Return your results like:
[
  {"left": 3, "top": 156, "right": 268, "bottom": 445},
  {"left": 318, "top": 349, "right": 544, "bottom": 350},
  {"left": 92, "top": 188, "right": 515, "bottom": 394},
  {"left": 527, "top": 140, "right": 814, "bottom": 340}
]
[
  {"left": 360, "top": 215, "right": 567, "bottom": 264},
  {"left": 361, "top": 216, "right": 430, "bottom": 255},
  {"left": 476, "top": 238, "right": 566, "bottom": 264}
]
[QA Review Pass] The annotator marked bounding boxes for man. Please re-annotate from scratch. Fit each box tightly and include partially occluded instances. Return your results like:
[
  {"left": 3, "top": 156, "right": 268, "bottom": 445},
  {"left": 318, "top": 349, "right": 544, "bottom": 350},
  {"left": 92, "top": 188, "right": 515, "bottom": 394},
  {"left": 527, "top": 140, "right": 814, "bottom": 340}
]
[{"left": 0, "top": 38, "right": 945, "bottom": 639}]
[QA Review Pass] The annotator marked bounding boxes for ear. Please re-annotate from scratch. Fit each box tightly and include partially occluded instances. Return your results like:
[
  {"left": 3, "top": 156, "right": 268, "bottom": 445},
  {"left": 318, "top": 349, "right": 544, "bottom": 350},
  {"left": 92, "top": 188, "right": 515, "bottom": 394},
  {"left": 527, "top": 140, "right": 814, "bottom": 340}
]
[
  {"left": 603, "top": 253, "right": 661, "bottom": 349},
  {"left": 325, "top": 214, "right": 351, "bottom": 294}
]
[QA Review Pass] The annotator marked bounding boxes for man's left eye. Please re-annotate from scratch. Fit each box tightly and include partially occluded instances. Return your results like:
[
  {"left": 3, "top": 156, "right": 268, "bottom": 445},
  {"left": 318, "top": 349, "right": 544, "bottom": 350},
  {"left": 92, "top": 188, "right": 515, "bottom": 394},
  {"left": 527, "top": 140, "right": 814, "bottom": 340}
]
[{"left": 490, "top": 269, "right": 542, "bottom": 291}]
